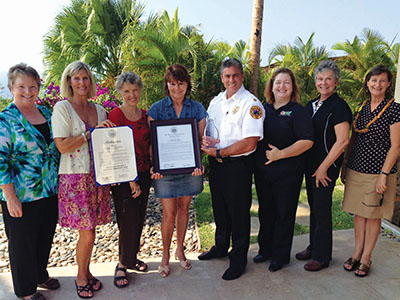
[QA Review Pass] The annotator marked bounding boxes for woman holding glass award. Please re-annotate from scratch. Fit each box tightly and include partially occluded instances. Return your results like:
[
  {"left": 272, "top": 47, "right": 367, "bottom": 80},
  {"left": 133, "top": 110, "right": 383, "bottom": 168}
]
[{"left": 147, "top": 64, "right": 207, "bottom": 277}]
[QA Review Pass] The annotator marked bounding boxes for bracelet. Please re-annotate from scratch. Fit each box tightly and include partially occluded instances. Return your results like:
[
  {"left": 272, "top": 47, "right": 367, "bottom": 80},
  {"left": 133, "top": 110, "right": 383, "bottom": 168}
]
[
  {"left": 216, "top": 149, "right": 221, "bottom": 159},
  {"left": 81, "top": 132, "right": 87, "bottom": 142},
  {"left": 380, "top": 170, "right": 390, "bottom": 176}
]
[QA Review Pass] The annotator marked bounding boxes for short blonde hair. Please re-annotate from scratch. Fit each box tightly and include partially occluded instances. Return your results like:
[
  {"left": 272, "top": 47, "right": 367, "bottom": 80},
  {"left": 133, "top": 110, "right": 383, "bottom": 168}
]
[
  {"left": 8, "top": 63, "right": 41, "bottom": 90},
  {"left": 60, "top": 61, "right": 96, "bottom": 99}
]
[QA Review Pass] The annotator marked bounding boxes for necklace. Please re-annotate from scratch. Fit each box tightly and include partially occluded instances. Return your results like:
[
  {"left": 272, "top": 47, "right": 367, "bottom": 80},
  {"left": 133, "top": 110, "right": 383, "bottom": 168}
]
[
  {"left": 353, "top": 98, "right": 395, "bottom": 133},
  {"left": 121, "top": 105, "right": 141, "bottom": 121}
]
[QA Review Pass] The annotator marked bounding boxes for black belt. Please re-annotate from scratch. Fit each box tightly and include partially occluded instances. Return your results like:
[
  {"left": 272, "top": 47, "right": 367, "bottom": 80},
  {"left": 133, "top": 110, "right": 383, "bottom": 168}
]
[{"left": 212, "top": 156, "right": 243, "bottom": 163}]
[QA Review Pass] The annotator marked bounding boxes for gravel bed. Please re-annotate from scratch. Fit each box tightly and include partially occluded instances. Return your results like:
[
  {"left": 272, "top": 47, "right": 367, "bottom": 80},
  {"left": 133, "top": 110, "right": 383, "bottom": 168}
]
[{"left": 0, "top": 188, "right": 199, "bottom": 273}]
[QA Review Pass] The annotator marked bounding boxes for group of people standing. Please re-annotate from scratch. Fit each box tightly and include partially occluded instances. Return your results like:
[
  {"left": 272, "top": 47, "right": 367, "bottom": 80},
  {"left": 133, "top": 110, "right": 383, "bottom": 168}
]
[
  {"left": 198, "top": 58, "right": 400, "bottom": 282},
  {"left": 0, "top": 57, "right": 399, "bottom": 300}
]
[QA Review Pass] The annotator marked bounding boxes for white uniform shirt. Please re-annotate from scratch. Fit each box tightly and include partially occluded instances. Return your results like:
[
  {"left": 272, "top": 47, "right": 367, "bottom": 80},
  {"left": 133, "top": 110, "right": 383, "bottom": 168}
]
[{"left": 207, "top": 85, "right": 265, "bottom": 156}]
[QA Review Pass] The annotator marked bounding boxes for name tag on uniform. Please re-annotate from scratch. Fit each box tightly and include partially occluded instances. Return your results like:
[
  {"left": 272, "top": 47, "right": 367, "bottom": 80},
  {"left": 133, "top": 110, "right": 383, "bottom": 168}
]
[{"left": 280, "top": 110, "right": 292, "bottom": 117}]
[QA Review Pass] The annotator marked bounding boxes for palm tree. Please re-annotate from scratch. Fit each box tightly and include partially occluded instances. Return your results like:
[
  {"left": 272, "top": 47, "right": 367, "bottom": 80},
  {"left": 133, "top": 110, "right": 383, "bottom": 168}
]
[
  {"left": 249, "top": 0, "right": 264, "bottom": 97},
  {"left": 42, "top": 0, "right": 145, "bottom": 86},
  {"left": 121, "top": 8, "right": 218, "bottom": 108},
  {"left": 42, "top": 0, "right": 88, "bottom": 84},
  {"left": 395, "top": 48, "right": 400, "bottom": 102},
  {"left": 268, "top": 33, "right": 328, "bottom": 104},
  {"left": 333, "top": 28, "right": 398, "bottom": 104}
]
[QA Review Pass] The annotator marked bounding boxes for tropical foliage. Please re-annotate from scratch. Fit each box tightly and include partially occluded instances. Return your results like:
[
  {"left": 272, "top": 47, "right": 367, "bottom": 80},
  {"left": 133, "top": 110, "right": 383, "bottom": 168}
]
[
  {"left": 42, "top": 0, "right": 399, "bottom": 110},
  {"left": 267, "top": 33, "right": 329, "bottom": 105},
  {"left": 43, "top": 0, "right": 145, "bottom": 86},
  {"left": 333, "top": 28, "right": 399, "bottom": 107},
  {"left": 267, "top": 29, "right": 399, "bottom": 107},
  {"left": 42, "top": 2, "right": 269, "bottom": 108}
]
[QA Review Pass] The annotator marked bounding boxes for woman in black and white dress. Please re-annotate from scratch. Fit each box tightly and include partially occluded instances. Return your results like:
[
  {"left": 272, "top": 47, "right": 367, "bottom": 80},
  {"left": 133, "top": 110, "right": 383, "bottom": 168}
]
[{"left": 341, "top": 65, "right": 400, "bottom": 277}]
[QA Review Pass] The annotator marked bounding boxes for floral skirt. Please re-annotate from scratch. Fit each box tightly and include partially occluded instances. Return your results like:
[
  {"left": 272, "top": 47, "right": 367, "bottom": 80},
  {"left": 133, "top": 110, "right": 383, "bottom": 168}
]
[{"left": 58, "top": 172, "right": 111, "bottom": 230}]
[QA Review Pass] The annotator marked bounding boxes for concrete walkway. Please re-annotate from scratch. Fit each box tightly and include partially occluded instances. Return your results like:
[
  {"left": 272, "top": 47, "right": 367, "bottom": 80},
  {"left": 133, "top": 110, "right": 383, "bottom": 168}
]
[{"left": 1, "top": 229, "right": 400, "bottom": 300}]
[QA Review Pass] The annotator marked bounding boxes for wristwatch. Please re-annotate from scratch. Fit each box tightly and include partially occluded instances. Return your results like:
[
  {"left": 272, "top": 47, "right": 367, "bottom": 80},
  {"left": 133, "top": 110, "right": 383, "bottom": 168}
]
[
  {"left": 380, "top": 170, "right": 390, "bottom": 176},
  {"left": 216, "top": 149, "right": 223, "bottom": 163}
]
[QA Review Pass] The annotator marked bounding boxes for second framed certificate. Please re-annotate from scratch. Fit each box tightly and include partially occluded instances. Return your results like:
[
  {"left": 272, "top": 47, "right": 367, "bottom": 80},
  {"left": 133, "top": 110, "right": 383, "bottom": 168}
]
[{"left": 150, "top": 118, "right": 201, "bottom": 175}]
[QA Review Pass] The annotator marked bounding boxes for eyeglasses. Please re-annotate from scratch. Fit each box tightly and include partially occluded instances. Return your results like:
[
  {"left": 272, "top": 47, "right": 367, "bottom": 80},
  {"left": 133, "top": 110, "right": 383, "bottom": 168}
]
[{"left": 362, "top": 193, "right": 384, "bottom": 207}]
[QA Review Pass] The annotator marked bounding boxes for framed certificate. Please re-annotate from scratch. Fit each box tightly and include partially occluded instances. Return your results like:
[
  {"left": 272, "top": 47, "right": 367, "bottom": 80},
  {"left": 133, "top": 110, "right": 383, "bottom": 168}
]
[
  {"left": 150, "top": 118, "right": 201, "bottom": 175},
  {"left": 90, "top": 126, "right": 138, "bottom": 186}
]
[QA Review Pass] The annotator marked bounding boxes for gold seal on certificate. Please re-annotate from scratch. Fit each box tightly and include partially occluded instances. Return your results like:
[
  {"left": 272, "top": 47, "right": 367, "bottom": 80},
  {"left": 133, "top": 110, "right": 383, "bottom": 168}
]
[
  {"left": 150, "top": 118, "right": 202, "bottom": 175},
  {"left": 90, "top": 126, "right": 138, "bottom": 186}
]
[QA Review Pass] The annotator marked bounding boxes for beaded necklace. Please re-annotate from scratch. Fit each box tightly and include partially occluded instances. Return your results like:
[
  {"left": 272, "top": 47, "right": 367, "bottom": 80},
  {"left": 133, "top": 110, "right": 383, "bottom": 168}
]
[{"left": 353, "top": 98, "right": 395, "bottom": 133}]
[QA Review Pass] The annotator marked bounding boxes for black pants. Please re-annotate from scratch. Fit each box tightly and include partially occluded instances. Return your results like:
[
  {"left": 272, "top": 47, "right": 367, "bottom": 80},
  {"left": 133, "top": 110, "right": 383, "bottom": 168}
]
[
  {"left": 111, "top": 170, "right": 151, "bottom": 269},
  {"left": 1, "top": 196, "right": 58, "bottom": 298},
  {"left": 255, "top": 169, "right": 303, "bottom": 264},
  {"left": 305, "top": 174, "right": 337, "bottom": 262},
  {"left": 208, "top": 155, "right": 253, "bottom": 270}
]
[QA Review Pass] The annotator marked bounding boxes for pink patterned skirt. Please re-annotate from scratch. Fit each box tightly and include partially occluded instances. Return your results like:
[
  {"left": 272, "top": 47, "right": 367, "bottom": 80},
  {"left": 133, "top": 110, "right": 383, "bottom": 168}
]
[{"left": 58, "top": 171, "right": 111, "bottom": 230}]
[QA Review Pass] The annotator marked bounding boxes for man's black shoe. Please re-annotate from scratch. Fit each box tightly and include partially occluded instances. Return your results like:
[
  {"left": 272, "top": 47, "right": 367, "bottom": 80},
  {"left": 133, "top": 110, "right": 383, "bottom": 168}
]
[
  {"left": 222, "top": 266, "right": 244, "bottom": 280},
  {"left": 268, "top": 262, "right": 283, "bottom": 272},
  {"left": 253, "top": 254, "right": 269, "bottom": 263},
  {"left": 198, "top": 246, "right": 227, "bottom": 260}
]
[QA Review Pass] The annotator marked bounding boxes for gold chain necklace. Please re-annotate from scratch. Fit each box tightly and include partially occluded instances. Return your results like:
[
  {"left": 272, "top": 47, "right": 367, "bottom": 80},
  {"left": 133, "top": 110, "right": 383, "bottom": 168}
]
[{"left": 353, "top": 98, "right": 395, "bottom": 133}]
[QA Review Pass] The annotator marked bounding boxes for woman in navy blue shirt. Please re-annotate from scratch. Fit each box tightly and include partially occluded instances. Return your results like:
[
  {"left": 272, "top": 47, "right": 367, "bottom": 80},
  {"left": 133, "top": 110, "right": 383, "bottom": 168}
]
[
  {"left": 147, "top": 65, "right": 207, "bottom": 277},
  {"left": 254, "top": 68, "right": 313, "bottom": 272}
]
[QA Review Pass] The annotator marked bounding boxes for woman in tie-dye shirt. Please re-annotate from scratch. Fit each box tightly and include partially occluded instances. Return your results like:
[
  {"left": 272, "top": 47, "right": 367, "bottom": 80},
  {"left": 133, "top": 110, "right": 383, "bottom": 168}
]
[{"left": 0, "top": 63, "right": 60, "bottom": 300}]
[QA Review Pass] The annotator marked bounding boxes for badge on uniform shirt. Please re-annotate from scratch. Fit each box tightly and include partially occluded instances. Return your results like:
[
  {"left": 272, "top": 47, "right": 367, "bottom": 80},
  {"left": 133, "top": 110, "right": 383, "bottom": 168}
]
[
  {"left": 231, "top": 105, "right": 240, "bottom": 114},
  {"left": 250, "top": 105, "right": 263, "bottom": 119},
  {"left": 280, "top": 110, "right": 292, "bottom": 117}
]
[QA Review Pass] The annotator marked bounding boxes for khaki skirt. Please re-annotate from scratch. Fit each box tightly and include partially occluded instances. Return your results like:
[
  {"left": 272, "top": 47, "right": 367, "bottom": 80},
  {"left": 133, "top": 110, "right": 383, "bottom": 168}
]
[{"left": 342, "top": 169, "right": 397, "bottom": 219}]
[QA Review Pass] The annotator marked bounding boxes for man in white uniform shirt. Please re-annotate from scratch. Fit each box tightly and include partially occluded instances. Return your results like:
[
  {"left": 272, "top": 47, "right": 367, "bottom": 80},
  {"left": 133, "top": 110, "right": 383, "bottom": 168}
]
[{"left": 198, "top": 58, "right": 264, "bottom": 280}]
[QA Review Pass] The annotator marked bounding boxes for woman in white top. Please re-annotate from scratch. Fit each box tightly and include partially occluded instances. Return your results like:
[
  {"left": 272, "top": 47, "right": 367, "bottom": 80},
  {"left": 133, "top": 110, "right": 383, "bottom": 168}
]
[{"left": 52, "top": 61, "right": 114, "bottom": 299}]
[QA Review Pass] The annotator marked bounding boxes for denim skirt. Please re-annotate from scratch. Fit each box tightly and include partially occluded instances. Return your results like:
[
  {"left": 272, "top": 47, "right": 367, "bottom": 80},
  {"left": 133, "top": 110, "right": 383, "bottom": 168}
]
[{"left": 153, "top": 173, "right": 204, "bottom": 198}]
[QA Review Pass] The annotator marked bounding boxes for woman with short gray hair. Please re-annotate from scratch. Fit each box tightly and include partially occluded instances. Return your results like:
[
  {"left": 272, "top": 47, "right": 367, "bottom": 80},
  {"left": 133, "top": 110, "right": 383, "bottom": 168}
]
[
  {"left": 295, "top": 60, "right": 352, "bottom": 271},
  {"left": 108, "top": 71, "right": 151, "bottom": 288},
  {"left": 314, "top": 60, "right": 341, "bottom": 83}
]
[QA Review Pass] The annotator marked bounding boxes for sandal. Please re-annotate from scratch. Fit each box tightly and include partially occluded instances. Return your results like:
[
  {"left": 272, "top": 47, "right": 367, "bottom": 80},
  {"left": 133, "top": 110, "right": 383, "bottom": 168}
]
[
  {"left": 114, "top": 264, "right": 129, "bottom": 288},
  {"left": 355, "top": 261, "right": 372, "bottom": 277},
  {"left": 134, "top": 259, "right": 148, "bottom": 272},
  {"left": 158, "top": 265, "right": 170, "bottom": 278},
  {"left": 88, "top": 277, "right": 102, "bottom": 292},
  {"left": 38, "top": 277, "right": 60, "bottom": 290},
  {"left": 343, "top": 257, "right": 360, "bottom": 272},
  {"left": 175, "top": 257, "right": 192, "bottom": 270},
  {"left": 75, "top": 280, "right": 93, "bottom": 299},
  {"left": 21, "top": 292, "right": 46, "bottom": 300}
]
